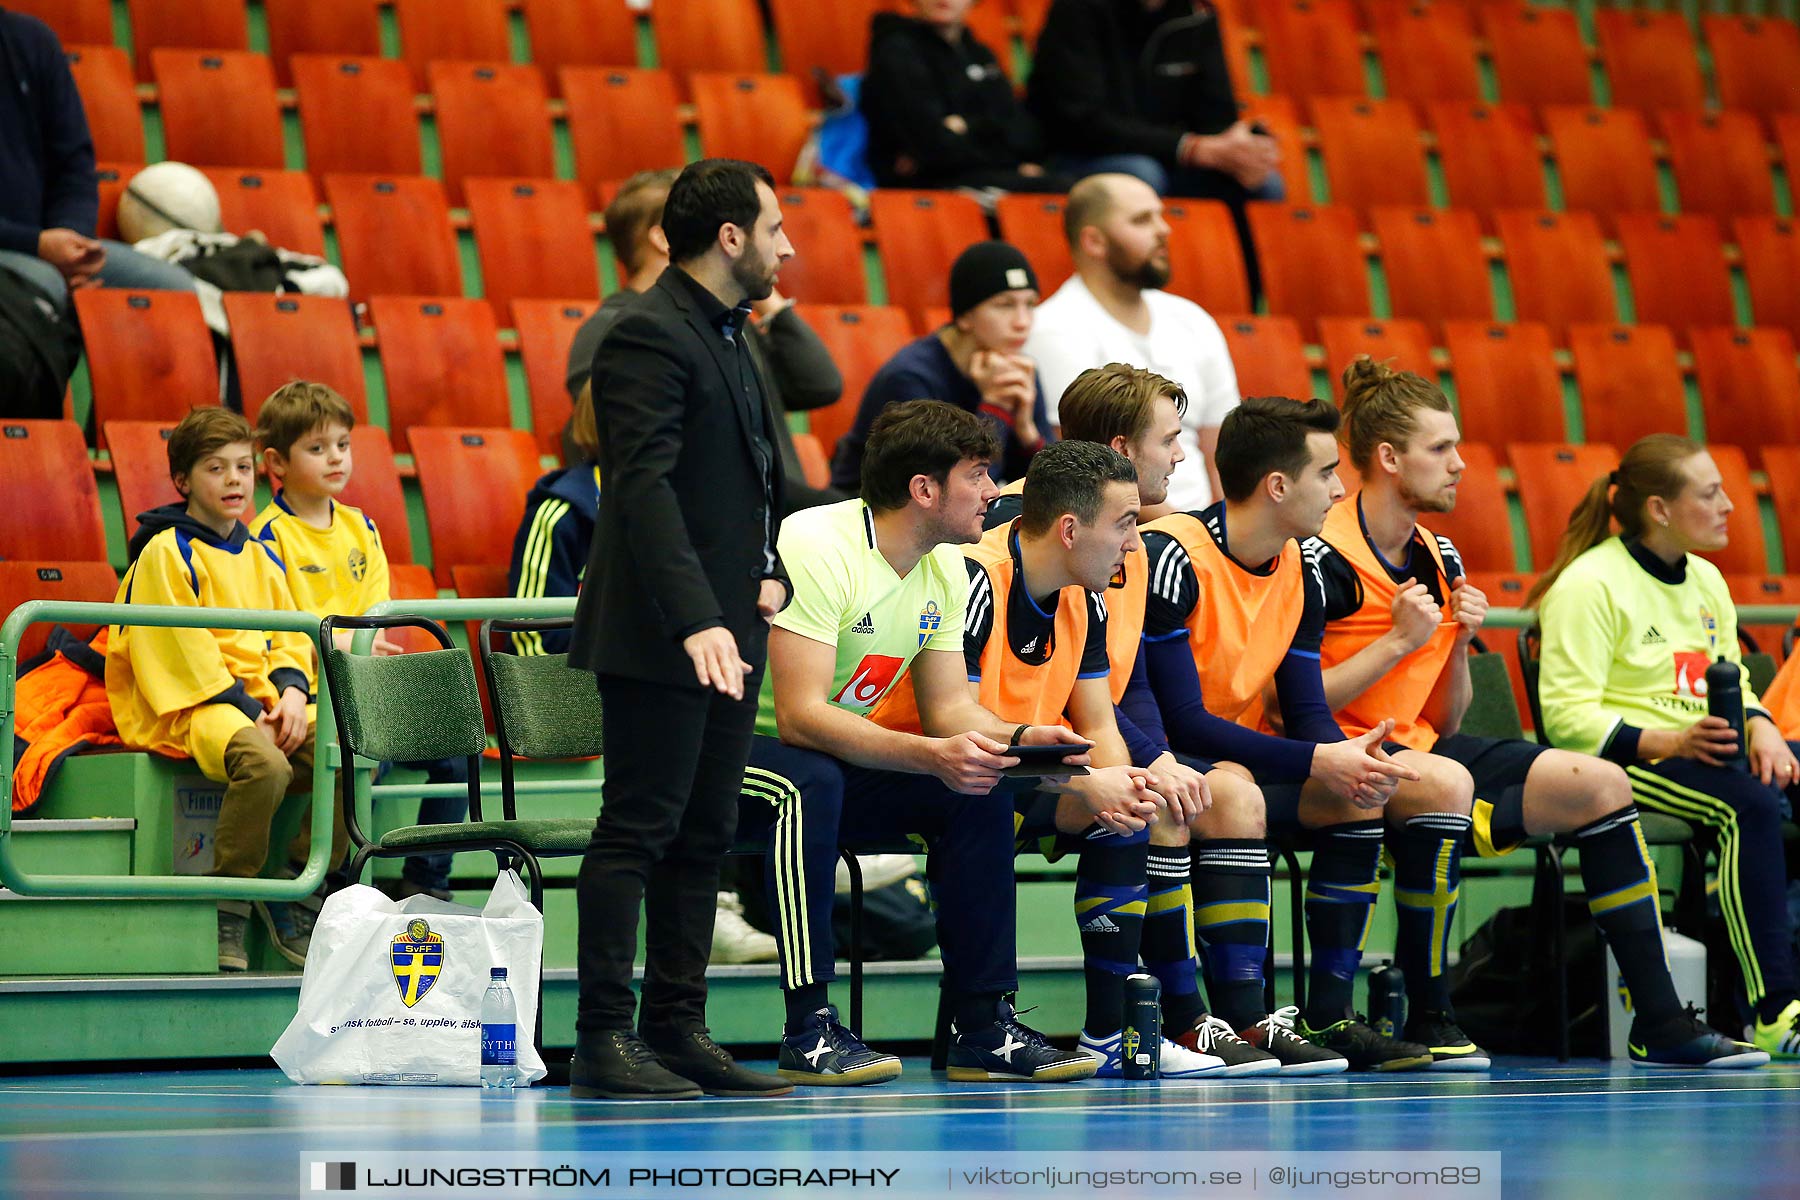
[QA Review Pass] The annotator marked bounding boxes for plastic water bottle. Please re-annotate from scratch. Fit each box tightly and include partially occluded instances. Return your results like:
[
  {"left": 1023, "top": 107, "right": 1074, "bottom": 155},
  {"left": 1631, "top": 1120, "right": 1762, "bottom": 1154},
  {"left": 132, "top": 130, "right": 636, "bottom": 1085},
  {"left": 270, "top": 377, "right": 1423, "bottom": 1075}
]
[
  {"left": 1368, "top": 960, "right": 1407, "bottom": 1040},
  {"left": 1705, "top": 658, "right": 1749, "bottom": 772},
  {"left": 481, "top": 967, "right": 518, "bottom": 1089},
  {"left": 1121, "top": 973, "right": 1161, "bottom": 1079}
]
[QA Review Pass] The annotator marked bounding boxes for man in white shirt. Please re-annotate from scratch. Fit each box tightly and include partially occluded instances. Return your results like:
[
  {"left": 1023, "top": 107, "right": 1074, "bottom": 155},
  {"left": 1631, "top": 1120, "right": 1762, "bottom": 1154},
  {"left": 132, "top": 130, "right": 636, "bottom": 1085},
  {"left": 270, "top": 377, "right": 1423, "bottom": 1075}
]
[{"left": 1026, "top": 174, "right": 1240, "bottom": 513}]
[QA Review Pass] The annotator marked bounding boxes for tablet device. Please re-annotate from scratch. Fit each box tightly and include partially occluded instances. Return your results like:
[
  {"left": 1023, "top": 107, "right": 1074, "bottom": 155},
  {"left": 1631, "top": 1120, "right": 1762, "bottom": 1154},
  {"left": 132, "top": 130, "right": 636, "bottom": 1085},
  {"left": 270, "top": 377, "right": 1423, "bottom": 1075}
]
[{"left": 1000, "top": 742, "right": 1093, "bottom": 779}]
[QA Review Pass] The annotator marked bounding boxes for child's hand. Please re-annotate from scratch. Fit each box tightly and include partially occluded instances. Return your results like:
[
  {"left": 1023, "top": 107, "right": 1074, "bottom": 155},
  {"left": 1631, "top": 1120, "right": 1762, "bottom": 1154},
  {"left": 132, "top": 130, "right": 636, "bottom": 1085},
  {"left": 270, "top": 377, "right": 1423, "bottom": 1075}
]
[
  {"left": 371, "top": 634, "right": 405, "bottom": 656},
  {"left": 266, "top": 687, "right": 309, "bottom": 753}
]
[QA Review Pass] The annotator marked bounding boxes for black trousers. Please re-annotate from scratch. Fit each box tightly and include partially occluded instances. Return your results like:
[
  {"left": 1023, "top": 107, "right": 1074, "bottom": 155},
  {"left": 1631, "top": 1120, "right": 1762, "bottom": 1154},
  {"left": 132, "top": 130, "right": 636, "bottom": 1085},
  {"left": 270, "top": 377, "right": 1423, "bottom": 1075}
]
[{"left": 575, "top": 671, "right": 760, "bottom": 1035}]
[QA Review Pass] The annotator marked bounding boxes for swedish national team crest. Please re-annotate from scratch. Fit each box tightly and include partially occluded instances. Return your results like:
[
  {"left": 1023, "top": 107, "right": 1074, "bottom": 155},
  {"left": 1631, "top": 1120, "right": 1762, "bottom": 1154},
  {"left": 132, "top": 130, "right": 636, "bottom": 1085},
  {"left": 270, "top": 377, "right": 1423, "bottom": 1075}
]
[
  {"left": 348, "top": 547, "right": 368, "bottom": 583},
  {"left": 917, "top": 601, "right": 942, "bottom": 647},
  {"left": 391, "top": 917, "right": 444, "bottom": 1008},
  {"left": 1122, "top": 1027, "right": 1141, "bottom": 1062}
]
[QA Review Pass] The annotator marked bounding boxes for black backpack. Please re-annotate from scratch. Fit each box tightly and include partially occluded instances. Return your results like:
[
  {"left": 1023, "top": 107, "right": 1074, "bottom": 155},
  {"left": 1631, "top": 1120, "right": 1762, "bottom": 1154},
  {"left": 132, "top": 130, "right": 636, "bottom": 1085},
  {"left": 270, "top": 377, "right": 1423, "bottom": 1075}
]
[
  {"left": 1448, "top": 899, "right": 1609, "bottom": 1056},
  {"left": 0, "top": 267, "right": 82, "bottom": 419}
]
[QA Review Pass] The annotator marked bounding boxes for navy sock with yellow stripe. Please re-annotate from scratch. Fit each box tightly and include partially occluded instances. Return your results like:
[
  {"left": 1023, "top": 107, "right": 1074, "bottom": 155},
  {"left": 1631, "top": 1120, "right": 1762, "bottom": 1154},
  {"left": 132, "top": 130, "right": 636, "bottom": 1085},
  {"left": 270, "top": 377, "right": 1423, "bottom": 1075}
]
[
  {"left": 1074, "top": 830, "right": 1150, "bottom": 1037},
  {"left": 1303, "top": 820, "right": 1385, "bottom": 1027},
  {"left": 1390, "top": 812, "right": 1471, "bottom": 1014},
  {"left": 1142, "top": 847, "right": 1206, "bottom": 1032},
  {"left": 1192, "top": 839, "right": 1273, "bottom": 1031},
  {"left": 1575, "top": 804, "right": 1682, "bottom": 1026}
]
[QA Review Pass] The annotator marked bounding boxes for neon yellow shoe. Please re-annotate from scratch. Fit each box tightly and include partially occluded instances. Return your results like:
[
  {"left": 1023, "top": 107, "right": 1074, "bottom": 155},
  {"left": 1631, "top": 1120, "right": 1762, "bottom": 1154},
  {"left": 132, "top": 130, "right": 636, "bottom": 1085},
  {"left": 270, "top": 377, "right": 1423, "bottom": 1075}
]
[{"left": 1751, "top": 998, "right": 1800, "bottom": 1060}]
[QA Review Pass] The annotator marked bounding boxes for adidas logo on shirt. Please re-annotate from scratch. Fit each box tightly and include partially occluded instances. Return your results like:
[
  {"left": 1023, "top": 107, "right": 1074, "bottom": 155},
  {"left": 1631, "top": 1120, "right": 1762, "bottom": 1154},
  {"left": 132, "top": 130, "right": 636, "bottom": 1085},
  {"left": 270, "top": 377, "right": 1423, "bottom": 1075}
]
[
  {"left": 1641, "top": 626, "right": 1666, "bottom": 646},
  {"left": 851, "top": 612, "right": 876, "bottom": 636},
  {"left": 1079, "top": 914, "right": 1120, "bottom": 933}
]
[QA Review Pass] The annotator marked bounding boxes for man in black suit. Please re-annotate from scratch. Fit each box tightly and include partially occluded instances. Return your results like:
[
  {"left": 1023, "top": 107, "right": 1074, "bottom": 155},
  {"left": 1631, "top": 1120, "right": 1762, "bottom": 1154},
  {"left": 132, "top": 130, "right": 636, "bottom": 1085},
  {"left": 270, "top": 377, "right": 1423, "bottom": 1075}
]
[{"left": 567, "top": 159, "right": 796, "bottom": 1100}]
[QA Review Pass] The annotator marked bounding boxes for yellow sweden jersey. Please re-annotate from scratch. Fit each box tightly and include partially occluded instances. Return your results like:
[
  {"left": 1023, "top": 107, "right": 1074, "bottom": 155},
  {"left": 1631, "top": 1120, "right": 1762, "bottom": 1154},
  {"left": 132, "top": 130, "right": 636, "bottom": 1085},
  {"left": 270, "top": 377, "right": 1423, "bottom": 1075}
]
[
  {"left": 755, "top": 499, "right": 966, "bottom": 737},
  {"left": 250, "top": 493, "right": 391, "bottom": 619}
]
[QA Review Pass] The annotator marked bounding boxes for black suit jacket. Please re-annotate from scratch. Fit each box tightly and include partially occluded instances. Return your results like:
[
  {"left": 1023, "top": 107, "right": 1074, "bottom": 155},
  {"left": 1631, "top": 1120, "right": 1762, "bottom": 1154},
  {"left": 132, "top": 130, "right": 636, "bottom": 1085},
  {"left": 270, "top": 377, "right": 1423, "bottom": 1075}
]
[{"left": 569, "top": 268, "right": 789, "bottom": 688}]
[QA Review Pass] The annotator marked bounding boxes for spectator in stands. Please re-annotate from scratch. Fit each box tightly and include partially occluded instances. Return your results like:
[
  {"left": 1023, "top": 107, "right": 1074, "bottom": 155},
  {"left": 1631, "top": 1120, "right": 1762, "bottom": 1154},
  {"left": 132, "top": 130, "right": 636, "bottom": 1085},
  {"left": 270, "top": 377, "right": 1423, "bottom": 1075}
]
[
  {"left": 248, "top": 382, "right": 469, "bottom": 904},
  {"left": 1531, "top": 434, "right": 1800, "bottom": 1062},
  {"left": 567, "top": 169, "right": 847, "bottom": 513},
  {"left": 1026, "top": 0, "right": 1280, "bottom": 293},
  {"left": 859, "top": 0, "right": 1071, "bottom": 194},
  {"left": 0, "top": 9, "right": 196, "bottom": 306},
  {"left": 1026, "top": 174, "right": 1239, "bottom": 512},
  {"left": 105, "top": 407, "right": 342, "bottom": 973},
  {"left": 830, "top": 241, "right": 1052, "bottom": 491}
]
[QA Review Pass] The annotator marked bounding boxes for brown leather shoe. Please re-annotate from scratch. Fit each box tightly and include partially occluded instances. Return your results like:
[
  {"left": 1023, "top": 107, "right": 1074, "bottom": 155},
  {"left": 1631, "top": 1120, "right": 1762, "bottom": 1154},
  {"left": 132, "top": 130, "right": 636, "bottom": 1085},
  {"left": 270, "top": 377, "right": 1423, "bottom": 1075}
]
[
  {"left": 646, "top": 1028, "right": 794, "bottom": 1097},
  {"left": 569, "top": 1031, "right": 702, "bottom": 1100}
]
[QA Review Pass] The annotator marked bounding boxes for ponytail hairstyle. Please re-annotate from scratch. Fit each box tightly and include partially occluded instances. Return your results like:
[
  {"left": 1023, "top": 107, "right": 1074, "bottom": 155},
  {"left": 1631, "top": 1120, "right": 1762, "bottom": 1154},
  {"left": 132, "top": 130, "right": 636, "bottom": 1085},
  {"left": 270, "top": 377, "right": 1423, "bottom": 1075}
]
[
  {"left": 1525, "top": 433, "right": 1704, "bottom": 607},
  {"left": 1337, "top": 355, "right": 1453, "bottom": 473}
]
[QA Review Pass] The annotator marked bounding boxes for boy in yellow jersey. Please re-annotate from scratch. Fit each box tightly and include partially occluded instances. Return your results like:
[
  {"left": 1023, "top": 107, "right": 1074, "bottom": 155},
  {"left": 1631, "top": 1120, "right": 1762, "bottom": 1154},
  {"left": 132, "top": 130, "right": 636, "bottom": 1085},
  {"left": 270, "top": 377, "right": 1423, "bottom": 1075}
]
[
  {"left": 737, "top": 400, "right": 1104, "bottom": 1087},
  {"left": 1312, "top": 358, "right": 1763, "bottom": 1070},
  {"left": 106, "top": 407, "right": 345, "bottom": 972},
  {"left": 249, "top": 382, "right": 469, "bottom": 903},
  {"left": 992, "top": 365, "right": 1346, "bottom": 1074}
]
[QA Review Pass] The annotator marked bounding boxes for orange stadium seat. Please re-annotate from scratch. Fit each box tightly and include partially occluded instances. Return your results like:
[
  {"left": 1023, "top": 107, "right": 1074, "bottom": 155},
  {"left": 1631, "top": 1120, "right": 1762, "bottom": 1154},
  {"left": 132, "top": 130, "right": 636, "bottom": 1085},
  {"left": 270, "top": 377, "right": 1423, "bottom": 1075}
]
[
  {"left": 1015, "top": 0, "right": 1054, "bottom": 45},
  {"left": 691, "top": 73, "right": 812, "bottom": 185},
  {"left": 1443, "top": 320, "right": 1565, "bottom": 446},
  {"left": 369, "top": 297, "right": 511, "bottom": 453},
  {"left": 0, "top": 562, "right": 121, "bottom": 663},
  {"left": 151, "top": 50, "right": 284, "bottom": 169},
  {"left": 1218, "top": 316, "right": 1313, "bottom": 400},
  {"left": 1309, "top": 96, "right": 1432, "bottom": 211},
  {"left": 1423, "top": 443, "right": 1517, "bottom": 575},
  {"left": 126, "top": 0, "right": 247, "bottom": 78},
  {"left": 1726, "top": 574, "right": 1800, "bottom": 664},
  {"left": 1594, "top": 9, "right": 1705, "bottom": 112},
  {"left": 768, "top": 0, "right": 877, "bottom": 102},
  {"left": 869, "top": 190, "right": 990, "bottom": 326},
  {"left": 1735, "top": 216, "right": 1800, "bottom": 340},
  {"left": 343, "top": 425, "right": 415, "bottom": 564},
  {"left": 74, "top": 291, "right": 218, "bottom": 444},
  {"left": 560, "top": 68, "right": 686, "bottom": 193},
  {"left": 1542, "top": 106, "right": 1661, "bottom": 225},
  {"left": 1238, "top": 94, "right": 1306, "bottom": 168},
  {"left": 1318, "top": 317, "right": 1434, "bottom": 390},
  {"left": 772, "top": 188, "right": 869, "bottom": 305},
  {"left": 1369, "top": 0, "right": 1482, "bottom": 103},
  {"left": 324, "top": 174, "right": 462, "bottom": 308},
  {"left": 103, "top": 420, "right": 182, "bottom": 541},
  {"left": 199, "top": 168, "right": 325, "bottom": 257},
  {"left": 1776, "top": 116, "right": 1800, "bottom": 196},
  {"left": 1656, "top": 109, "right": 1779, "bottom": 220},
  {"left": 292, "top": 55, "right": 422, "bottom": 183},
  {"left": 654, "top": 0, "right": 769, "bottom": 91},
  {"left": 1494, "top": 210, "right": 1614, "bottom": 340},
  {"left": 1704, "top": 15, "right": 1800, "bottom": 121},
  {"left": 465, "top": 178, "right": 600, "bottom": 318},
  {"left": 1247, "top": 204, "right": 1370, "bottom": 339},
  {"left": 449, "top": 562, "right": 510, "bottom": 600},
  {"left": 1765, "top": 446, "right": 1800, "bottom": 572},
  {"left": 428, "top": 62, "right": 555, "bottom": 206},
  {"left": 222, "top": 294, "right": 369, "bottom": 426},
  {"left": 1696, "top": 444, "right": 1767, "bottom": 576},
  {"left": 1162, "top": 199, "right": 1251, "bottom": 317},
  {"left": 1424, "top": 101, "right": 1546, "bottom": 218},
  {"left": 996, "top": 194, "right": 1074, "bottom": 297},
  {"left": 395, "top": 0, "right": 512, "bottom": 88},
  {"left": 792, "top": 432, "right": 831, "bottom": 490},
  {"left": 94, "top": 163, "right": 136, "bottom": 241},
  {"left": 962, "top": 1, "right": 1018, "bottom": 79},
  {"left": 1482, "top": 3, "right": 1591, "bottom": 107},
  {"left": 10, "top": 0, "right": 112, "bottom": 47},
  {"left": 791, "top": 305, "right": 915, "bottom": 461},
  {"left": 522, "top": 0, "right": 640, "bottom": 93},
  {"left": 1690, "top": 326, "right": 1800, "bottom": 462},
  {"left": 1509, "top": 441, "right": 1619, "bottom": 570},
  {"left": 384, "top": 562, "right": 443, "bottom": 653},
  {"left": 1614, "top": 214, "right": 1735, "bottom": 337},
  {"left": 1370, "top": 207, "right": 1493, "bottom": 334},
  {"left": 512, "top": 298, "right": 600, "bottom": 459},
  {"left": 262, "top": 0, "right": 382, "bottom": 85},
  {"left": 411, "top": 428, "right": 541, "bottom": 587},
  {"left": 1569, "top": 323, "right": 1689, "bottom": 449},
  {"left": 65, "top": 45, "right": 144, "bottom": 164},
  {"left": 1464, "top": 571, "right": 1539, "bottom": 726},
  {"left": 1256, "top": 0, "right": 1367, "bottom": 100},
  {"left": 0, "top": 421, "right": 109, "bottom": 564}
]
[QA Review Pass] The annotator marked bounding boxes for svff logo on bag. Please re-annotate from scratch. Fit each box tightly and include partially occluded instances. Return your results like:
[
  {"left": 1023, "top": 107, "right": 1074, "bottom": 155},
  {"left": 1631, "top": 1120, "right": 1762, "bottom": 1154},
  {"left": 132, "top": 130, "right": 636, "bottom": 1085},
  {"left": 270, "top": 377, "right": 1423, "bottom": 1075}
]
[{"left": 390, "top": 918, "right": 445, "bottom": 1008}]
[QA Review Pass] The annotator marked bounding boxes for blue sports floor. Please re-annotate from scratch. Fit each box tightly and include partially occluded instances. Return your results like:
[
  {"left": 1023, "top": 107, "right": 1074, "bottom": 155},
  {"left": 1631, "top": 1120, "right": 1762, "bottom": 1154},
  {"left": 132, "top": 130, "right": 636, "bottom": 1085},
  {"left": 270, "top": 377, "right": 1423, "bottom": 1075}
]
[{"left": 2, "top": 1058, "right": 1798, "bottom": 1199}]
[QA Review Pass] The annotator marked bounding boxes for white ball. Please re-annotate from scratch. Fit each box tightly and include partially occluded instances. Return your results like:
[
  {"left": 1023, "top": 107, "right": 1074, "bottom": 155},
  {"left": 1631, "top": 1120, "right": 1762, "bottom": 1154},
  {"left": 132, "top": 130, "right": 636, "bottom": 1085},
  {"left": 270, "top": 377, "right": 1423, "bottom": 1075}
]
[{"left": 118, "top": 162, "right": 223, "bottom": 242}]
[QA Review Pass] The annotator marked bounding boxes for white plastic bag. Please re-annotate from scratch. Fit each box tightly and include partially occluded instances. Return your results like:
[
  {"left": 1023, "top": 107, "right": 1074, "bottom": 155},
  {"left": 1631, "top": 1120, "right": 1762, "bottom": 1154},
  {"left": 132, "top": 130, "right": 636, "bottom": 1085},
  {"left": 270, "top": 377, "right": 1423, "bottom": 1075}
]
[{"left": 272, "top": 870, "right": 547, "bottom": 1086}]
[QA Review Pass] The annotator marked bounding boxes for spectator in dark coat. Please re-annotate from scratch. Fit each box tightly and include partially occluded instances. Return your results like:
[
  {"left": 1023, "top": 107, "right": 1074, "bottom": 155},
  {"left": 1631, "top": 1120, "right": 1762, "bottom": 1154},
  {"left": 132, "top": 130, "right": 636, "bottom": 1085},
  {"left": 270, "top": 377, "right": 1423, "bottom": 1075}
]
[{"left": 859, "top": 0, "right": 1071, "bottom": 194}]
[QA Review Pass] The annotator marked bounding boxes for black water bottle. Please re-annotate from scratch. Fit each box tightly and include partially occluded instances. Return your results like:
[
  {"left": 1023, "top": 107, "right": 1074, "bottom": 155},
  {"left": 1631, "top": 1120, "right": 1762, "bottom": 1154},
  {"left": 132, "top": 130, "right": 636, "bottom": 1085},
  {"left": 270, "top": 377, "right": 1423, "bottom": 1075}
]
[
  {"left": 1368, "top": 960, "right": 1407, "bottom": 1040},
  {"left": 1706, "top": 657, "right": 1749, "bottom": 772},
  {"left": 1122, "top": 973, "right": 1161, "bottom": 1079}
]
